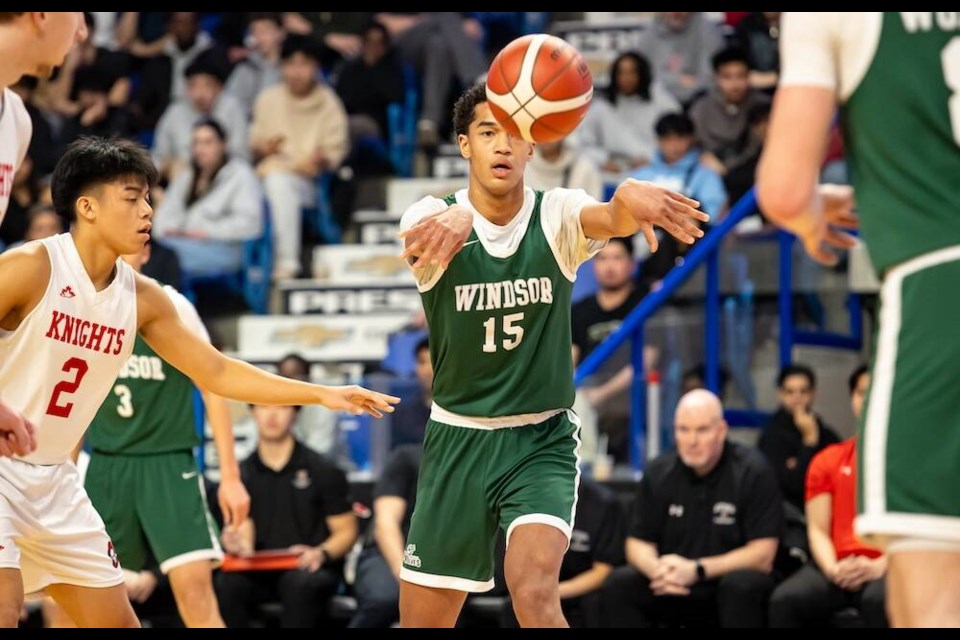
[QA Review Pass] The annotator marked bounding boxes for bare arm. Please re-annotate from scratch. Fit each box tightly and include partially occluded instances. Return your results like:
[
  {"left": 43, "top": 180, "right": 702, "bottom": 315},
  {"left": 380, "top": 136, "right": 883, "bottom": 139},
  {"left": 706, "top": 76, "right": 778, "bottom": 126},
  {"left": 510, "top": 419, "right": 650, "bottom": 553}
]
[
  {"left": 201, "top": 389, "right": 250, "bottom": 526},
  {"left": 558, "top": 562, "right": 614, "bottom": 600},
  {"left": 322, "top": 512, "right": 359, "bottom": 561},
  {"left": 135, "top": 274, "right": 399, "bottom": 414},
  {"left": 625, "top": 537, "right": 660, "bottom": 580},
  {"left": 806, "top": 492, "right": 839, "bottom": 578},
  {"left": 699, "top": 537, "right": 778, "bottom": 578},
  {"left": 373, "top": 496, "right": 408, "bottom": 579},
  {"left": 579, "top": 178, "right": 708, "bottom": 250},
  {"left": 115, "top": 12, "right": 140, "bottom": 50}
]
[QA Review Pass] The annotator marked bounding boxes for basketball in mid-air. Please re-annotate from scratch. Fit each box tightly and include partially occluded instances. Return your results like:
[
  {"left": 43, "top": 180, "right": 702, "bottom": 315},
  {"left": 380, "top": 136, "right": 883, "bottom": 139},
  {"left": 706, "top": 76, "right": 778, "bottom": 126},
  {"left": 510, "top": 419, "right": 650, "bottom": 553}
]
[{"left": 485, "top": 33, "right": 593, "bottom": 144}]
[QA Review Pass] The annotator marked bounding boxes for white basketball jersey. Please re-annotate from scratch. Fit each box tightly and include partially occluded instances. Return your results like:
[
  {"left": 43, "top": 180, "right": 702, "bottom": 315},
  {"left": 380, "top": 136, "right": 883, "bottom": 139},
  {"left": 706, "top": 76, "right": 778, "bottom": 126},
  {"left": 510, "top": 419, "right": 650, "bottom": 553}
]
[
  {"left": 0, "top": 234, "right": 137, "bottom": 464},
  {"left": 0, "top": 88, "right": 33, "bottom": 225}
]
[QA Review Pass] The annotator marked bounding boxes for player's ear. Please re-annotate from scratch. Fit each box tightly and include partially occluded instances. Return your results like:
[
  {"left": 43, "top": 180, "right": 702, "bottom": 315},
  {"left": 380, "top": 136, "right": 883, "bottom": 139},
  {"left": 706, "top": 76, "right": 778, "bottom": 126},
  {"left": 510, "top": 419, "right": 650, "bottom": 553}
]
[
  {"left": 527, "top": 142, "right": 535, "bottom": 159},
  {"left": 458, "top": 133, "right": 471, "bottom": 159},
  {"left": 74, "top": 195, "right": 96, "bottom": 223}
]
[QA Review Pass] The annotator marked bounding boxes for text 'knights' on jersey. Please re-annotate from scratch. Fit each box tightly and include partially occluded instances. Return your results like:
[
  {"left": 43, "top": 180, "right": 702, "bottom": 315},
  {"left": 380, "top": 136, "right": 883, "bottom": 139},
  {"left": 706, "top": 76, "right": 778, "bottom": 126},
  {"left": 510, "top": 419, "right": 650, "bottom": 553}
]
[
  {"left": 400, "top": 187, "right": 606, "bottom": 419},
  {"left": 0, "top": 234, "right": 137, "bottom": 464}
]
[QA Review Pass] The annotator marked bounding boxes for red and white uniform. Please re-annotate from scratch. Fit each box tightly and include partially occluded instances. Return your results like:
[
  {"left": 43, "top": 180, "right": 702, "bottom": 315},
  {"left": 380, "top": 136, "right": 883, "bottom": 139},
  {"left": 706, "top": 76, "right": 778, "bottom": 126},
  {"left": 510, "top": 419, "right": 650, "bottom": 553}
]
[
  {"left": 0, "top": 233, "right": 136, "bottom": 594},
  {"left": 0, "top": 88, "right": 32, "bottom": 225}
]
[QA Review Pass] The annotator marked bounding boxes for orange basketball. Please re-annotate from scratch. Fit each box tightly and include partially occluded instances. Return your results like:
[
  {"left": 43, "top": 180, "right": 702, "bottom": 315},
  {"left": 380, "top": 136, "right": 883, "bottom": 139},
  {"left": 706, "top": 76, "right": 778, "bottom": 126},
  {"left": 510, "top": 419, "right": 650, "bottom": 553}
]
[{"left": 485, "top": 34, "right": 593, "bottom": 143}]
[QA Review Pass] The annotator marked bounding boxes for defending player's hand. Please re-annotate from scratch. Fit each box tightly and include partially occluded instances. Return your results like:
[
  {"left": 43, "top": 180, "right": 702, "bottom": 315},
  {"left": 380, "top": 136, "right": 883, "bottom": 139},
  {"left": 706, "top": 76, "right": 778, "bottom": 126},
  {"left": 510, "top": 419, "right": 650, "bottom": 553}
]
[
  {"left": 218, "top": 477, "right": 251, "bottom": 527},
  {"left": 317, "top": 385, "right": 401, "bottom": 418},
  {"left": 796, "top": 184, "right": 858, "bottom": 266},
  {"left": 0, "top": 400, "right": 36, "bottom": 457},
  {"left": 615, "top": 179, "right": 709, "bottom": 253},
  {"left": 399, "top": 206, "right": 474, "bottom": 270}
]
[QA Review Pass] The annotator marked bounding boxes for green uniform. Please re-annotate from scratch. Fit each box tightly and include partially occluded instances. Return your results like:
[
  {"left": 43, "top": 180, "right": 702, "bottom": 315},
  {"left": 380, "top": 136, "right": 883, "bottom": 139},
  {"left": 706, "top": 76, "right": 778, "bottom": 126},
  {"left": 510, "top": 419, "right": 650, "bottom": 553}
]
[
  {"left": 400, "top": 187, "right": 604, "bottom": 591},
  {"left": 834, "top": 13, "right": 960, "bottom": 541},
  {"left": 86, "top": 286, "right": 221, "bottom": 573}
]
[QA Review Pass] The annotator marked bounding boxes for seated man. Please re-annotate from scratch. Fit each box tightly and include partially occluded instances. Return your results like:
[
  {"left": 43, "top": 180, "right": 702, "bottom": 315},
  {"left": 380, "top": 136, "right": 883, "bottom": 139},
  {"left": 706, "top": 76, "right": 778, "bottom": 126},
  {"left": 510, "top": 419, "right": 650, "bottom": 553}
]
[
  {"left": 769, "top": 365, "right": 887, "bottom": 628},
  {"left": 759, "top": 364, "right": 841, "bottom": 510},
  {"left": 603, "top": 389, "right": 782, "bottom": 627},
  {"left": 216, "top": 401, "right": 359, "bottom": 628}
]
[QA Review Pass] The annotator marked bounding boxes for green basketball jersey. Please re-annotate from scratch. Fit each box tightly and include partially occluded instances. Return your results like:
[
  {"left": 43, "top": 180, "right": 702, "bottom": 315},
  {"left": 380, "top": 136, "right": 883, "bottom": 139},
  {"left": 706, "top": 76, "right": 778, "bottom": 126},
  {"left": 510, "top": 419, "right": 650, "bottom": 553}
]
[
  {"left": 842, "top": 12, "right": 960, "bottom": 273},
  {"left": 89, "top": 289, "right": 202, "bottom": 455},
  {"left": 418, "top": 188, "right": 600, "bottom": 418}
]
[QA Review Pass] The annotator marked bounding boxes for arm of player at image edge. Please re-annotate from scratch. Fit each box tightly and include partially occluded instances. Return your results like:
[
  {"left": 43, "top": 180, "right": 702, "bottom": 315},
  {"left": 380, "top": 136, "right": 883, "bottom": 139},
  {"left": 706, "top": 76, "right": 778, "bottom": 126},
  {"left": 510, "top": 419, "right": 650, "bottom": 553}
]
[
  {"left": 133, "top": 274, "right": 400, "bottom": 416},
  {"left": 0, "top": 247, "right": 46, "bottom": 457},
  {"left": 579, "top": 178, "right": 709, "bottom": 252}
]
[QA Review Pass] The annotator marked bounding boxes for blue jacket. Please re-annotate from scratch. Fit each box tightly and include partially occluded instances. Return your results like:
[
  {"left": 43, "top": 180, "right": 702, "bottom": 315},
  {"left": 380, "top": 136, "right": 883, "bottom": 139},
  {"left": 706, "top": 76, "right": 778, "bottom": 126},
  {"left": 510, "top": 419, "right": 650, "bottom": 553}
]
[{"left": 629, "top": 149, "right": 728, "bottom": 220}]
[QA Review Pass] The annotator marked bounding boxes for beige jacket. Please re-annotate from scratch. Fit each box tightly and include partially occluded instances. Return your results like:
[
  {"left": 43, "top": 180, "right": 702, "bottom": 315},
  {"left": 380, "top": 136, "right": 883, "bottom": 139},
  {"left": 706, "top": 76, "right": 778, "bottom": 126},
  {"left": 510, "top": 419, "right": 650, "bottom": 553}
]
[{"left": 250, "top": 82, "right": 349, "bottom": 177}]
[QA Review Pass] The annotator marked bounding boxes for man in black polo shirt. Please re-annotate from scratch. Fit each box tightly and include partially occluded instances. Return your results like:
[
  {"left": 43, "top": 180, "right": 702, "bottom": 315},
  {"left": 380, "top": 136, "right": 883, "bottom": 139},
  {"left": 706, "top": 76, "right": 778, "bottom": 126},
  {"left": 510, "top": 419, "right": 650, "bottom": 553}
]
[
  {"left": 603, "top": 389, "right": 782, "bottom": 627},
  {"left": 216, "top": 403, "right": 359, "bottom": 628},
  {"left": 349, "top": 444, "right": 422, "bottom": 628}
]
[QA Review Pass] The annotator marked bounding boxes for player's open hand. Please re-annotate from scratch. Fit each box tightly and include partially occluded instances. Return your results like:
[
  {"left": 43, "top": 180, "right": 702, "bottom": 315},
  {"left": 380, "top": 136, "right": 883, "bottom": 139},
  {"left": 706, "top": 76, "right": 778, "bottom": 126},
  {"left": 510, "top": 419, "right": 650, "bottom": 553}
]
[
  {"left": 318, "top": 385, "right": 401, "bottom": 418},
  {"left": 399, "top": 206, "right": 474, "bottom": 270},
  {"left": 218, "top": 477, "right": 251, "bottom": 527},
  {"left": 796, "top": 184, "right": 858, "bottom": 266},
  {"left": 615, "top": 179, "right": 710, "bottom": 253},
  {"left": 0, "top": 400, "right": 36, "bottom": 458}
]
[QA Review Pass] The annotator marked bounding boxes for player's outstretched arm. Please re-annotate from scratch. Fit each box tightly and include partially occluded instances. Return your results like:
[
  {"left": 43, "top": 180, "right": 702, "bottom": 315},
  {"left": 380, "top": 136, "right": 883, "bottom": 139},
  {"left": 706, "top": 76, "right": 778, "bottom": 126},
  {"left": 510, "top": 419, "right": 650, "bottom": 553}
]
[
  {"left": 135, "top": 274, "right": 400, "bottom": 416},
  {"left": 579, "top": 179, "right": 709, "bottom": 251},
  {"left": 399, "top": 205, "right": 474, "bottom": 270}
]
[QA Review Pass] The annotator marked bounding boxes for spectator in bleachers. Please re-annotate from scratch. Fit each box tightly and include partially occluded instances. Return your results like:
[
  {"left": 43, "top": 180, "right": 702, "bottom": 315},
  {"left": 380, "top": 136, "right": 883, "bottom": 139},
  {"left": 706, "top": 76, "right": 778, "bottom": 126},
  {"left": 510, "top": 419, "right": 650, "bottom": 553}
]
[
  {"left": 759, "top": 364, "right": 841, "bottom": 511},
  {"left": 216, "top": 401, "right": 358, "bottom": 628},
  {"left": 769, "top": 365, "right": 887, "bottom": 628},
  {"left": 722, "top": 102, "right": 771, "bottom": 210},
  {"left": 575, "top": 51, "right": 680, "bottom": 178},
  {"left": 630, "top": 113, "right": 727, "bottom": 221},
  {"left": 572, "top": 236, "right": 649, "bottom": 466},
  {"left": 22, "top": 204, "right": 64, "bottom": 243},
  {"left": 602, "top": 389, "right": 782, "bottom": 627},
  {"left": 224, "top": 12, "right": 285, "bottom": 118},
  {"left": 57, "top": 64, "right": 135, "bottom": 146},
  {"left": 251, "top": 34, "right": 349, "bottom": 280},
  {"left": 388, "top": 337, "right": 432, "bottom": 448},
  {"left": 48, "top": 13, "right": 133, "bottom": 125},
  {"left": 689, "top": 46, "right": 771, "bottom": 177},
  {"left": 334, "top": 21, "right": 405, "bottom": 149},
  {"left": 0, "top": 138, "right": 46, "bottom": 249},
  {"left": 525, "top": 137, "right": 603, "bottom": 201},
  {"left": 280, "top": 12, "right": 367, "bottom": 69},
  {"left": 153, "top": 118, "right": 262, "bottom": 277},
  {"left": 153, "top": 49, "right": 248, "bottom": 183},
  {"left": 128, "top": 12, "right": 221, "bottom": 129},
  {"left": 733, "top": 12, "right": 781, "bottom": 94},
  {"left": 500, "top": 478, "right": 626, "bottom": 628},
  {"left": 349, "top": 443, "right": 423, "bottom": 628},
  {"left": 277, "top": 353, "right": 353, "bottom": 471},
  {"left": 637, "top": 12, "right": 724, "bottom": 107},
  {"left": 375, "top": 12, "right": 487, "bottom": 148}
]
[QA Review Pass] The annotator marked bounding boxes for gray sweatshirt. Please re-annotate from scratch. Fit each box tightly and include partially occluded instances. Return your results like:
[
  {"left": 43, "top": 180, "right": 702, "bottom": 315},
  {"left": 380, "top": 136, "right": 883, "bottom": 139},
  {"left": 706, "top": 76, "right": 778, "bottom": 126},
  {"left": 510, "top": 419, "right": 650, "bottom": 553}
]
[
  {"left": 637, "top": 13, "right": 724, "bottom": 105},
  {"left": 154, "top": 158, "right": 263, "bottom": 241},
  {"left": 153, "top": 92, "right": 250, "bottom": 168}
]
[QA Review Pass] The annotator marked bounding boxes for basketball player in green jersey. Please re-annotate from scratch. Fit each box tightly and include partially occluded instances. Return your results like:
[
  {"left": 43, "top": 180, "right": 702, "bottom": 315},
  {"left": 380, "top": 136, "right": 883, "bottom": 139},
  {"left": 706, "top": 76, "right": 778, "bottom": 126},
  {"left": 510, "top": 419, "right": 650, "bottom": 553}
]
[
  {"left": 82, "top": 241, "right": 248, "bottom": 627},
  {"left": 396, "top": 82, "right": 708, "bottom": 628},
  {"left": 757, "top": 13, "right": 960, "bottom": 627}
]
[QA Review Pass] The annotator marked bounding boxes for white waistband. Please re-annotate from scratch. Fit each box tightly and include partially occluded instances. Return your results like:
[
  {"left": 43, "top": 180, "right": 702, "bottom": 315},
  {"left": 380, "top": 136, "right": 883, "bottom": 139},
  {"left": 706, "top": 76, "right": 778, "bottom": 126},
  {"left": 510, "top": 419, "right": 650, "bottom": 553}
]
[
  {"left": 430, "top": 403, "right": 566, "bottom": 430},
  {"left": 886, "top": 244, "right": 960, "bottom": 281}
]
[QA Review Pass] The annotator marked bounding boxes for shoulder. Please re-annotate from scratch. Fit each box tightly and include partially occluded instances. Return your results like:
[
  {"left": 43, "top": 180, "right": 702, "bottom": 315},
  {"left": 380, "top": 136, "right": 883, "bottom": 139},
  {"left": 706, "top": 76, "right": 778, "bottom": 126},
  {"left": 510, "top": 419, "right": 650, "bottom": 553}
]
[
  {"left": 813, "top": 439, "right": 849, "bottom": 466},
  {"left": 303, "top": 444, "right": 347, "bottom": 480},
  {"left": 727, "top": 441, "right": 776, "bottom": 476},
  {"left": 0, "top": 241, "right": 51, "bottom": 290},
  {"left": 643, "top": 451, "right": 680, "bottom": 486},
  {"left": 399, "top": 195, "right": 449, "bottom": 231},
  {"left": 253, "top": 85, "right": 284, "bottom": 109},
  {"left": 540, "top": 187, "right": 599, "bottom": 217},
  {"left": 4, "top": 89, "right": 30, "bottom": 128}
]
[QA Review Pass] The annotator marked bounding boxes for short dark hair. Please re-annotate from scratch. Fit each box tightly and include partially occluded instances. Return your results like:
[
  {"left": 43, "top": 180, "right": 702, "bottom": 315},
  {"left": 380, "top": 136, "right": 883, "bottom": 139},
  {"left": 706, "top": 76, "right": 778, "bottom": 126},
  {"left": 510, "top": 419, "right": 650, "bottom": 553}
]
[
  {"left": 51, "top": 137, "right": 157, "bottom": 222},
  {"left": 281, "top": 33, "right": 321, "bottom": 63},
  {"left": 193, "top": 117, "right": 227, "bottom": 142},
  {"left": 414, "top": 336, "right": 430, "bottom": 356},
  {"left": 848, "top": 364, "right": 869, "bottom": 395},
  {"left": 184, "top": 49, "right": 229, "bottom": 84},
  {"left": 606, "top": 236, "right": 634, "bottom": 256},
  {"left": 655, "top": 112, "right": 695, "bottom": 138},
  {"left": 362, "top": 20, "right": 390, "bottom": 45},
  {"left": 453, "top": 81, "right": 488, "bottom": 138},
  {"left": 0, "top": 12, "right": 25, "bottom": 23},
  {"left": 778, "top": 364, "right": 816, "bottom": 389},
  {"left": 247, "top": 12, "right": 282, "bottom": 28},
  {"left": 278, "top": 353, "right": 310, "bottom": 378},
  {"left": 712, "top": 46, "right": 750, "bottom": 73},
  {"left": 82, "top": 12, "right": 95, "bottom": 30}
]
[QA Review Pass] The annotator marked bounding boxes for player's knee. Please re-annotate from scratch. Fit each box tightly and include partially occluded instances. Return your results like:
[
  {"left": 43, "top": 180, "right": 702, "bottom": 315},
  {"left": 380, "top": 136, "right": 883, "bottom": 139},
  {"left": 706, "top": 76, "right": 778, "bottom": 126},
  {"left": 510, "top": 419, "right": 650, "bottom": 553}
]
[
  {"left": 173, "top": 581, "right": 220, "bottom": 624},
  {"left": 508, "top": 572, "right": 557, "bottom": 614}
]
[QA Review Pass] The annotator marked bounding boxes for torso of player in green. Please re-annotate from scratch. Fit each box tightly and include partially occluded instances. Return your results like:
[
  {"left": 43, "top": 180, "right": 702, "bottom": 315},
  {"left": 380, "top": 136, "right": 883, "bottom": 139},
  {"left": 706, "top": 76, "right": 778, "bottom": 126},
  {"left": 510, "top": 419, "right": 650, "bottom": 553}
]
[
  {"left": 842, "top": 12, "right": 960, "bottom": 274},
  {"left": 88, "top": 335, "right": 199, "bottom": 454},
  {"left": 421, "top": 191, "right": 574, "bottom": 417}
]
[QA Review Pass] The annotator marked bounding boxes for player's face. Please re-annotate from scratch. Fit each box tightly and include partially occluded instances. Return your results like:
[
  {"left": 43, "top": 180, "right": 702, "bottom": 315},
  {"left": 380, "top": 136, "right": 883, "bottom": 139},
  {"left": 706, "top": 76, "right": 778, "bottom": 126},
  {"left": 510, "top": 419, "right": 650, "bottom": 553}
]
[
  {"left": 459, "top": 102, "right": 534, "bottom": 197},
  {"left": 32, "top": 11, "right": 88, "bottom": 78},
  {"left": 191, "top": 125, "right": 226, "bottom": 171},
  {"left": 89, "top": 179, "right": 153, "bottom": 255},
  {"left": 675, "top": 411, "right": 727, "bottom": 474},
  {"left": 593, "top": 243, "right": 634, "bottom": 291},
  {"left": 779, "top": 374, "right": 814, "bottom": 414},
  {"left": 851, "top": 371, "right": 870, "bottom": 421},
  {"left": 717, "top": 62, "right": 749, "bottom": 105},
  {"left": 252, "top": 405, "right": 298, "bottom": 442}
]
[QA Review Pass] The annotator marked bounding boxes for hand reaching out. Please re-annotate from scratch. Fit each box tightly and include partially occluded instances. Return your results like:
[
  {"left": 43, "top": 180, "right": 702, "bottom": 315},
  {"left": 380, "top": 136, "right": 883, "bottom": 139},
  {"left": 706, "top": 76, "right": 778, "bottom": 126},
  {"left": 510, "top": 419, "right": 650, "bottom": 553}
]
[
  {"left": 795, "top": 184, "right": 858, "bottom": 266},
  {"left": 317, "top": 385, "right": 401, "bottom": 418},
  {"left": 613, "top": 179, "right": 710, "bottom": 253}
]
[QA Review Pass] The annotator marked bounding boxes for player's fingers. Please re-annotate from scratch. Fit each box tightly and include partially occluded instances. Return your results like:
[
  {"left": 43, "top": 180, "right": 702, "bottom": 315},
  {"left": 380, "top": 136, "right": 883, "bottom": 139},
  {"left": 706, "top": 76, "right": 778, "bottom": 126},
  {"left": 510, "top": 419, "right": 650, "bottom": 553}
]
[
  {"left": 0, "top": 437, "right": 14, "bottom": 458},
  {"left": 666, "top": 189, "right": 700, "bottom": 210},
  {"left": 824, "top": 229, "right": 857, "bottom": 250},
  {"left": 669, "top": 212, "right": 705, "bottom": 239},
  {"left": 663, "top": 221, "right": 696, "bottom": 245},
  {"left": 827, "top": 212, "right": 859, "bottom": 229},
  {"left": 221, "top": 501, "right": 234, "bottom": 527},
  {"left": 7, "top": 420, "right": 33, "bottom": 456},
  {"left": 641, "top": 225, "right": 658, "bottom": 253},
  {"left": 364, "top": 405, "right": 384, "bottom": 419},
  {"left": 807, "top": 244, "right": 839, "bottom": 267}
]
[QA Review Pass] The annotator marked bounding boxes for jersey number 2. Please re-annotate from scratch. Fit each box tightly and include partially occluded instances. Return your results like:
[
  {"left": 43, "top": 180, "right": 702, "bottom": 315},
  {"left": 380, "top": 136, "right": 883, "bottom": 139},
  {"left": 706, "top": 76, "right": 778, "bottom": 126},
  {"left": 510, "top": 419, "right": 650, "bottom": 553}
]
[
  {"left": 945, "top": 37, "right": 960, "bottom": 146},
  {"left": 46, "top": 357, "right": 89, "bottom": 419},
  {"left": 483, "top": 313, "right": 525, "bottom": 353}
]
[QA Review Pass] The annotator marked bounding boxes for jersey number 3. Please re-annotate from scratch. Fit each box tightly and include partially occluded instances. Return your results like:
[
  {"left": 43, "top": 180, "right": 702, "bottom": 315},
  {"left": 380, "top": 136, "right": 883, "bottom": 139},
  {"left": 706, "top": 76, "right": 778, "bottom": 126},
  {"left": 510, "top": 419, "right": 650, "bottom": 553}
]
[{"left": 46, "top": 357, "right": 89, "bottom": 419}]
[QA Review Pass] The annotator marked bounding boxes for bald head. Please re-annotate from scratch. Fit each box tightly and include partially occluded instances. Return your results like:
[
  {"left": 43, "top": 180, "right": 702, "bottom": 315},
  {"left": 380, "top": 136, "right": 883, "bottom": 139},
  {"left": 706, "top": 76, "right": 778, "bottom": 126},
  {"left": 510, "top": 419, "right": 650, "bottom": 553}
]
[
  {"left": 674, "top": 389, "right": 727, "bottom": 476},
  {"left": 676, "top": 389, "right": 723, "bottom": 424}
]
